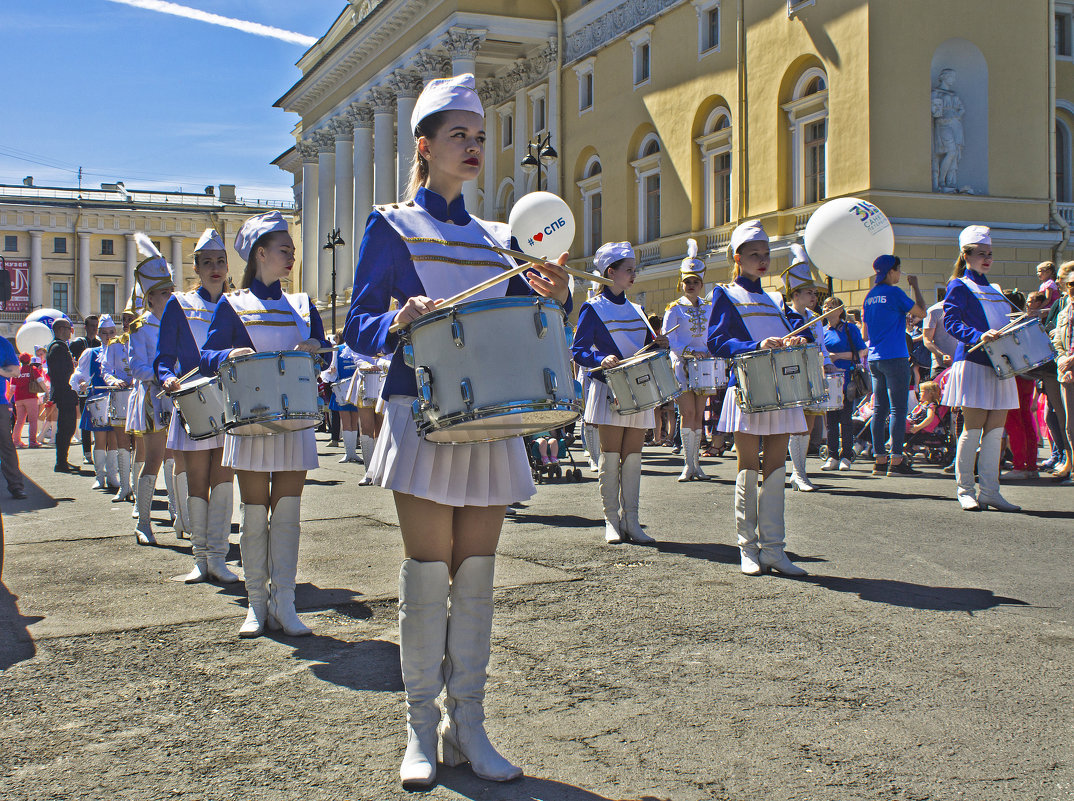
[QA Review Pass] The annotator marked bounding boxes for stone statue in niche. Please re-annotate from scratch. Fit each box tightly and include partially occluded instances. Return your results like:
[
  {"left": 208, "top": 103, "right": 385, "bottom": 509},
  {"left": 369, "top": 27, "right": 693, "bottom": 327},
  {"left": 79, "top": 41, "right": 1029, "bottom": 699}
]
[{"left": 932, "top": 68, "right": 972, "bottom": 194}]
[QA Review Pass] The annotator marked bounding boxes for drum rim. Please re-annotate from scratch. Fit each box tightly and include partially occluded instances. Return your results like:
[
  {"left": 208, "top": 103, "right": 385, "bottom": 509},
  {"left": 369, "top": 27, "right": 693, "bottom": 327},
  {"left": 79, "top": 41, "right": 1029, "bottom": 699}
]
[
  {"left": 173, "top": 376, "right": 220, "bottom": 397},
  {"left": 731, "top": 342, "right": 820, "bottom": 363},
  {"left": 604, "top": 348, "right": 673, "bottom": 373},
  {"left": 416, "top": 399, "right": 582, "bottom": 444},
  {"left": 224, "top": 411, "right": 322, "bottom": 436},
  {"left": 219, "top": 350, "right": 317, "bottom": 368},
  {"left": 406, "top": 294, "right": 566, "bottom": 334}
]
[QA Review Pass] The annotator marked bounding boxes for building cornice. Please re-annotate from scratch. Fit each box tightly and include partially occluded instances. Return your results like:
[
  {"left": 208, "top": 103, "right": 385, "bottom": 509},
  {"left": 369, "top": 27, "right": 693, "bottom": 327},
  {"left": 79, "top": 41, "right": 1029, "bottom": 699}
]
[{"left": 564, "top": 0, "right": 686, "bottom": 64}]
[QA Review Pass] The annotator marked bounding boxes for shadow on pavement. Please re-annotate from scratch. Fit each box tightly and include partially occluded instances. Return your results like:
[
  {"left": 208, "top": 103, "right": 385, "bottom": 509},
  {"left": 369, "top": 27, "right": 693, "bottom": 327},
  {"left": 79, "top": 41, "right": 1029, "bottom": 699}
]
[
  {"left": 437, "top": 770, "right": 670, "bottom": 800},
  {"left": 0, "top": 582, "right": 41, "bottom": 670},
  {"left": 505, "top": 512, "right": 599, "bottom": 528},
  {"left": 823, "top": 487, "right": 951, "bottom": 502},
  {"left": 654, "top": 540, "right": 740, "bottom": 566},
  {"left": 805, "top": 574, "right": 1029, "bottom": 611}
]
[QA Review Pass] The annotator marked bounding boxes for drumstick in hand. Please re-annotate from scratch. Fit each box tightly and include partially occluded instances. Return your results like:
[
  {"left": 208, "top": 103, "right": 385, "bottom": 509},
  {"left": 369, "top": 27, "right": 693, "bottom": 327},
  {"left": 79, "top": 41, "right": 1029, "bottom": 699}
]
[
  {"left": 784, "top": 306, "right": 842, "bottom": 340},
  {"left": 487, "top": 245, "right": 616, "bottom": 287},
  {"left": 631, "top": 324, "right": 681, "bottom": 357},
  {"left": 155, "top": 366, "right": 200, "bottom": 398},
  {"left": 966, "top": 312, "right": 1029, "bottom": 354}
]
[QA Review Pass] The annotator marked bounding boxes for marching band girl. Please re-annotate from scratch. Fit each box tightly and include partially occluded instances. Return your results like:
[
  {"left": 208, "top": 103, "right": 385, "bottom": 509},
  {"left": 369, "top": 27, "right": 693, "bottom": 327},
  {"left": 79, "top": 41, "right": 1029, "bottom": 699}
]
[
  {"left": 156, "top": 229, "right": 238, "bottom": 585},
  {"left": 102, "top": 304, "right": 138, "bottom": 504},
  {"left": 319, "top": 340, "right": 362, "bottom": 465},
  {"left": 663, "top": 239, "right": 713, "bottom": 482},
  {"left": 707, "top": 221, "right": 808, "bottom": 577},
  {"left": 941, "top": 225, "right": 1021, "bottom": 511},
  {"left": 344, "top": 74, "right": 569, "bottom": 788},
  {"left": 351, "top": 355, "right": 390, "bottom": 485},
  {"left": 573, "top": 242, "right": 668, "bottom": 543},
  {"left": 127, "top": 237, "right": 176, "bottom": 545},
  {"left": 781, "top": 245, "right": 834, "bottom": 492},
  {"left": 200, "top": 211, "right": 328, "bottom": 637},
  {"left": 71, "top": 315, "right": 119, "bottom": 491}
]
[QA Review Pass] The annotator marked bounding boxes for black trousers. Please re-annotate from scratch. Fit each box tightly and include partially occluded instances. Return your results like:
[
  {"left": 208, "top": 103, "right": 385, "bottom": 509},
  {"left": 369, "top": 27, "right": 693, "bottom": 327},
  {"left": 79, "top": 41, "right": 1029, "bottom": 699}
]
[
  {"left": 825, "top": 400, "right": 855, "bottom": 461},
  {"left": 0, "top": 406, "right": 25, "bottom": 493},
  {"left": 54, "top": 394, "right": 78, "bottom": 468},
  {"left": 79, "top": 398, "right": 91, "bottom": 456}
]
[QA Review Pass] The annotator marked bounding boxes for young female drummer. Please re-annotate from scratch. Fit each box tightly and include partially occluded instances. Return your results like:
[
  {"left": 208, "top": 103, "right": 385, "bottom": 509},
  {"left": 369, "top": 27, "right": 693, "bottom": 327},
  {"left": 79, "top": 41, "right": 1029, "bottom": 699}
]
[
  {"left": 781, "top": 245, "right": 834, "bottom": 492},
  {"left": 127, "top": 236, "right": 176, "bottom": 545},
  {"left": 102, "top": 304, "right": 138, "bottom": 503},
  {"left": 707, "top": 221, "right": 808, "bottom": 577},
  {"left": 156, "top": 229, "right": 238, "bottom": 585},
  {"left": 663, "top": 239, "right": 713, "bottom": 482},
  {"left": 343, "top": 74, "right": 570, "bottom": 789},
  {"left": 350, "top": 355, "right": 390, "bottom": 485},
  {"left": 319, "top": 339, "right": 362, "bottom": 464},
  {"left": 71, "top": 315, "right": 119, "bottom": 491},
  {"left": 573, "top": 242, "right": 668, "bottom": 544},
  {"left": 201, "top": 211, "right": 328, "bottom": 637},
  {"left": 941, "top": 225, "right": 1021, "bottom": 511}
]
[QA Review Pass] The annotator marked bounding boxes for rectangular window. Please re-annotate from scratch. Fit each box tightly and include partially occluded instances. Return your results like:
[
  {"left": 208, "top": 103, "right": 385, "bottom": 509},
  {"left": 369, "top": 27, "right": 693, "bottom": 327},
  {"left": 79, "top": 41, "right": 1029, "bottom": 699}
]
[
  {"left": 713, "top": 152, "right": 731, "bottom": 226},
  {"left": 704, "top": 8, "right": 720, "bottom": 51},
  {"left": 101, "top": 239, "right": 114, "bottom": 256},
  {"left": 635, "top": 43, "right": 651, "bottom": 85},
  {"left": 52, "top": 282, "right": 69, "bottom": 314},
  {"left": 502, "top": 115, "right": 513, "bottom": 149},
  {"left": 805, "top": 120, "right": 827, "bottom": 204},
  {"left": 3, "top": 235, "right": 16, "bottom": 252},
  {"left": 644, "top": 173, "right": 660, "bottom": 241},
  {"left": 1058, "top": 13, "right": 1072, "bottom": 57},
  {"left": 581, "top": 73, "right": 593, "bottom": 110},
  {"left": 100, "top": 284, "right": 116, "bottom": 317},
  {"left": 534, "top": 98, "right": 546, "bottom": 133},
  {"left": 590, "top": 191, "right": 602, "bottom": 255},
  {"left": 54, "top": 236, "right": 67, "bottom": 254}
]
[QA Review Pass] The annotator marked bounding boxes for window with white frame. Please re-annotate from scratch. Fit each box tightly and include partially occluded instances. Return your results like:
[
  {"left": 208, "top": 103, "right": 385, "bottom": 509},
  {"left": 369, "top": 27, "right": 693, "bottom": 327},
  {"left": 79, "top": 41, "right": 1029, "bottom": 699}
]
[
  {"left": 52, "top": 281, "right": 69, "bottom": 314},
  {"left": 693, "top": 0, "right": 721, "bottom": 55},
  {"left": 574, "top": 58, "right": 595, "bottom": 113},
  {"left": 100, "top": 283, "right": 116, "bottom": 317},
  {"left": 577, "top": 157, "right": 603, "bottom": 256},
  {"left": 628, "top": 27, "right": 653, "bottom": 89},
  {"left": 696, "top": 107, "right": 732, "bottom": 228},
  {"left": 499, "top": 104, "right": 514, "bottom": 150},
  {"left": 530, "top": 90, "right": 547, "bottom": 134},
  {"left": 1058, "top": 5, "right": 1074, "bottom": 58},
  {"left": 1058, "top": 119, "right": 1072, "bottom": 203},
  {"left": 782, "top": 68, "right": 829, "bottom": 207},
  {"left": 632, "top": 135, "right": 662, "bottom": 242}
]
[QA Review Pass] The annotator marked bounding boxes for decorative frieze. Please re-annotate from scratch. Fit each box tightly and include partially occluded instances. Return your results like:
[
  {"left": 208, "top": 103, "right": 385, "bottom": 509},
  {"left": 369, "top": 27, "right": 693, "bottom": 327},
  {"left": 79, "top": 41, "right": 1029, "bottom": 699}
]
[
  {"left": 566, "top": 0, "right": 684, "bottom": 63},
  {"left": 479, "top": 39, "right": 558, "bottom": 107}
]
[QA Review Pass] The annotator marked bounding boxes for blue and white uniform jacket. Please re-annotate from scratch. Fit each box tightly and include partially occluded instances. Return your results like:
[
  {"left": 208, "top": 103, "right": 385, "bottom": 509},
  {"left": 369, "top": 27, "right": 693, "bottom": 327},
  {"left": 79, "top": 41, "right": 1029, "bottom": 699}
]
[
  {"left": 572, "top": 287, "right": 654, "bottom": 384},
  {"left": 943, "top": 269, "right": 1013, "bottom": 368},
  {"left": 155, "top": 286, "right": 221, "bottom": 384},
  {"left": 706, "top": 275, "right": 794, "bottom": 388}
]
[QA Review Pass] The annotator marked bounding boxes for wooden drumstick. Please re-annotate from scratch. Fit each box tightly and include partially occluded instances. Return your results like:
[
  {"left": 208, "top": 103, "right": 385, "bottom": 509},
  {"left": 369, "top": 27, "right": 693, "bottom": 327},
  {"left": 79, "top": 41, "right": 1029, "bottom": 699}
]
[
  {"left": 487, "top": 245, "right": 616, "bottom": 287},
  {"left": 966, "top": 312, "right": 1029, "bottom": 354},
  {"left": 783, "top": 306, "right": 842, "bottom": 340},
  {"left": 155, "top": 366, "right": 200, "bottom": 398},
  {"left": 631, "top": 323, "right": 681, "bottom": 357}
]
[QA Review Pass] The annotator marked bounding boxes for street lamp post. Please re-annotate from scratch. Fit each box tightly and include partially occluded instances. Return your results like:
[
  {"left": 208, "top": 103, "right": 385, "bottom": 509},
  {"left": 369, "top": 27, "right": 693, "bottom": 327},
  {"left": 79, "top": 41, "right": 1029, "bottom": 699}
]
[
  {"left": 323, "top": 228, "right": 345, "bottom": 337},
  {"left": 520, "top": 132, "right": 558, "bottom": 192}
]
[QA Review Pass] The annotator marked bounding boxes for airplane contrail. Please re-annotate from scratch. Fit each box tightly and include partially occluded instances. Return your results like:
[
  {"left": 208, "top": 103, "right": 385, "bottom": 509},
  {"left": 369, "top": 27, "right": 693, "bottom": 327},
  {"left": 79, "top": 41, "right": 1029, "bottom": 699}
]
[{"left": 103, "top": 0, "right": 318, "bottom": 46}]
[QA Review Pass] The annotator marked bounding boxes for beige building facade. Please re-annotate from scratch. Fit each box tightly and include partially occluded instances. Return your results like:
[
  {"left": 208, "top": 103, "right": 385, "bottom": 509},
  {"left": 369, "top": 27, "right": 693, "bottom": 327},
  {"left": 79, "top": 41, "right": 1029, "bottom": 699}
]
[
  {"left": 0, "top": 180, "right": 296, "bottom": 338},
  {"left": 275, "top": 0, "right": 1074, "bottom": 321}
]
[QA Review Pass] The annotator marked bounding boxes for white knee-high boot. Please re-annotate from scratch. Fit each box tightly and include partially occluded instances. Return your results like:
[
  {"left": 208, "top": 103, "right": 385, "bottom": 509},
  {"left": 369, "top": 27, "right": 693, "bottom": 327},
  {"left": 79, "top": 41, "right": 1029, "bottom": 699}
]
[
  {"left": 441, "top": 556, "right": 522, "bottom": 782},
  {"left": 92, "top": 449, "right": 108, "bottom": 490},
  {"left": 207, "top": 482, "right": 239, "bottom": 582},
  {"left": 266, "top": 496, "right": 311, "bottom": 636},
  {"left": 735, "top": 469, "right": 761, "bottom": 575},
  {"left": 758, "top": 469, "right": 807, "bottom": 576},
  {"left": 181, "top": 497, "right": 209, "bottom": 583},
  {"left": 163, "top": 458, "right": 179, "bottom": 530},
  {"left": 106, "top": 449, "right": 120, "bottom": 489},
  {"left": 174, "top": 471, "right": 190, "bottom": 538},
  {"left": 134, "top": 474, "right": 157, "bottom": 545},
  {"left": 398, "top": 559, "right": 449, "bottom": 789},
  {"left": 955, "top": 427, "right": 983, "bottom": 510},
  {"left": 977, "top": 428, "right": 1021, "bottom": 511},
  {"left": 788, "top": 434, "right": 816, "bottom": 491},
  {"left": 691, "top": 429, "right": 710, "bottom": 480},
  {"left": 340, "top": 429, "right": 359, "bottom": 463},
  {"left": 678, "top": 429, "right": 695, "bottom": 482},
  {"left": 598, "top": 452, "right": 622, "bottom": 543},
  {"left": 131, "top": 461, "right": 144, "bottom": 517},
  {"left": 113, "top": 450, "right": 132, "bottom": 502},
  {"left": 619, "top": 452, "right": 655, "bottom": 544},
  {"left": 238, "top": 503, "right": 270, "bottom": 638},
  {"left": 583, "top": 424, "right": 600, "bottom": 470},
  {"left": 358, "top": 435, "right": 376, "bottom": 484}
]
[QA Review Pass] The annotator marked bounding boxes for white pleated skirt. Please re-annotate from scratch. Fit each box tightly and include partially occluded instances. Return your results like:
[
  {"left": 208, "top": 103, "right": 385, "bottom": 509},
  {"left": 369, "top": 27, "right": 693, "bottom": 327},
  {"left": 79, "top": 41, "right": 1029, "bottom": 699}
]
[
  {"left": 166, "top": 412, "right": 225, "bottom": 451},
  {"left": 367, "top": 396, "right": 536, "bottom": 508},
  {"left": 126, "top": 382, "right": 170, "bottom": 435},
  {"left": 222, "top": 428, "right": 319, "bottom": 472},
  {"left": 582, "top": 379, "right": 656, "bottom": 429},
  {"left": 940, "top": 360, "right": 1018, "bottom": 410},
  {"left": 717, "top": 386, "right": 807, "bottom": 435}
]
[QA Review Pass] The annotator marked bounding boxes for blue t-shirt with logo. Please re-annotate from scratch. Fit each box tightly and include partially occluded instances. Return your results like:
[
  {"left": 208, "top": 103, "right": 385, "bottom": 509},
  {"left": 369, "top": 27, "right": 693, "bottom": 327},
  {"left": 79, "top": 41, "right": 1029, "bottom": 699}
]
[{"left": 862, "top": 283, "right": 914, "bottom": 361}]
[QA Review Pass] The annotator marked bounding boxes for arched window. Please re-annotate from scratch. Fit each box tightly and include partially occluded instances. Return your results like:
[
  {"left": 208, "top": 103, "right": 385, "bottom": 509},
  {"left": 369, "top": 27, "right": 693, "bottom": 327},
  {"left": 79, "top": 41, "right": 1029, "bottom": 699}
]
[
  {"left": 696, "top": 106, "right": 733, "bottom": 228},
  {"left": 782, "top": 66, "right": 829, "bottom": 206},
  {"left": 577, "top": 157, "right": 603, "bottom": 255},
  {"left": 632, "top": 134, "right": 662, "bottom": 242},
  {"left": 1058, "top": 119, "right": 1071, "bottom": 204},
  {"left": 496, "top": 179, "right": 515, "bottom": 219}
]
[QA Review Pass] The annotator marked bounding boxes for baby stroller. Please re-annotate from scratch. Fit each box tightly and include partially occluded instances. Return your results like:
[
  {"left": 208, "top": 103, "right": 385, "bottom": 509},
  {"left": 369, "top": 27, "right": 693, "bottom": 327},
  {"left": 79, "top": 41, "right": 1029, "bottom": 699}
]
[{"left": 524, "top": 424, "right": 584, "bottom": 483}]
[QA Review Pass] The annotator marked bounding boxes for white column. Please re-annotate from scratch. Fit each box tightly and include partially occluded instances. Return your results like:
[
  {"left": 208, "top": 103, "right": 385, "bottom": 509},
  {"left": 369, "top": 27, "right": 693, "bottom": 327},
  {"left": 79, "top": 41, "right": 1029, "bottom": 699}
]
[
  {"left": 514, "top": 86, "right": 528, "bottom": 196},
  {"left": 331, "top": 116, "right": 354, "bottom": 292},
  {"left": 316, "top": 131, "right": 336, "bottom": 305},
  {"left": 77, "top": 231, "right": 91, "bottom": 317},
  {"left": 392, "top": 70, "right": 424, "bottom": 202},
  {"left": 170, "top": 235, "right": 184, "bottom": 287},
  {"left": 369, "top": 87, "right": 396, "bottom": 204},
  {"left": 297, "top": 140, "right": 320, "bottom": 298},
  {"left": 444, "top": 29, "right": 485, "bottom": 210},
  {"left": 350, "top": 104, "right": 375, "bottom": 284},
  {"left": 124, "top": 233, "right": 137, "bottom": 305},
  {"left": 546, "top": 74, "right": 560, "bottom": 195},
  {"left": 29, "top": 230, "right": 43, "bottom": 310},
  {"left": 482, "top": 107, "right": 497, "bottom": 219}
]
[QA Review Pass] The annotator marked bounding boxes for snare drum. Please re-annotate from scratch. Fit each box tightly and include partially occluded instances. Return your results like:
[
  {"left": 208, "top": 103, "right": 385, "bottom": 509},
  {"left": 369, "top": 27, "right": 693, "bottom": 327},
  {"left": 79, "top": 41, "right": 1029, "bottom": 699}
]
[
  {"left": 353, "top": 368, "right": 383, "bottom": 408},
  {"left": 807, "top": 373, "right": 844, "bottom": 412},
  {"left": 218, "top": 351, "right": 321, "bottom": 436},
  {"left": 405, "top": 296, "right": 582, "bottom": 443},
  {"left": 685, "top": 356, "right": 728, "bottom": 394},
  {"left": 732, "top": 343, "right": 826, "bottom": 413},
  {"left": 604, "top": 350, "right": 682, "bottom": 414},
  {"left": 980, "top": 318, "right": 1057, "bottom": 379},
  {"left": 86, "top": 393, "right": 112, "bottom": 428},
  {"left": 107, "top": 387, "right": 131, "bottom": 426},
  {"left": 172, "top": 376, "right": 226, "bottom": 440}
]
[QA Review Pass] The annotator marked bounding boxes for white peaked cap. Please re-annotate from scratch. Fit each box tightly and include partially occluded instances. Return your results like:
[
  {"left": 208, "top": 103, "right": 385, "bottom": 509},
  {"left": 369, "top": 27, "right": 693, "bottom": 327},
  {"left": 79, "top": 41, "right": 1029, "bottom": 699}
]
[
  {"left": 730, "top": 220, "right": 769, "bottom": 254},
  {"left": 97, "top": 314, "right": 116, "bottom": 330},
  {"left": 594, "top": 242, "right": 635, "bottom": 272},
  {"left": 959, "top": 225, "right": 991, "bottom": 250},
  {"left": 411, "top": 73, "right": 484, "bottom": 133},
  {"left": 134, "top": 233, "right": 174, "bottom": 294},
  {"left": 195, "top": 228, "right": 226, "bottom": 253},
  {"left": 789, "top": 243, "right": 809, "bottom": 267},
  {"left": 235, "top": 211, "right": 289, "bottom": 262}
]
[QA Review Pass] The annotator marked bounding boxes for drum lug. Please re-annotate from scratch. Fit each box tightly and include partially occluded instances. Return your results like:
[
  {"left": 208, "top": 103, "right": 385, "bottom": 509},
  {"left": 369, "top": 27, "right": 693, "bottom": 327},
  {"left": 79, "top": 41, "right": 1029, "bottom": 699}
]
[
  {"left": 460, "top": 377, "right": 474, "bottom": 409},
  {"left": 231, "top": 402, "right": 240, "bottom": 419},
  {"left": 278, "top": 355, "right": 286, "bottom": 375},
  {"left": 411, "top": 399, "right": 424, "bottom": 423},
  {"left": 403, "top": 344, "right": 415, "bottom": 368},
  {"left": 227, "top": 365, "right": 236, "bottom": 383},
  {"left": 197, "top": 389, "right": 205, "bottom": 403},
  {"left": 415, "top": 366, "right": 432, "bottom": 388},
  {"left": 563, "top": 323, "right": 574, "bottom": 348},
  {"left": 543, "top": 368, "right": 558, "bottom": 396},
  {"left": 281, "top": 394, "right": 289, "bottom": 412},
  {"left": 451, "top": 314, "right": 464, "bottom": 348},
  {"left": 533, "top": 311, "right": 548, "bottom": 339}
]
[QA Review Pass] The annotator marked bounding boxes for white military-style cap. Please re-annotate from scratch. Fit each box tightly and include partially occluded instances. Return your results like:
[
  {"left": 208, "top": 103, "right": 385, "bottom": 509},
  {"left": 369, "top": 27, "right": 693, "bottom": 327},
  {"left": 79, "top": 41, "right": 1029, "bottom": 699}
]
[
  {"left": 730, "top": 220, "right": 769, "bottom": 254},
  {"left": 411, "top": 73, "right": 484, "bottom": 134},
  {"left": 679, "top": 238, "right": 706, "bottom": 281},
  {"left": 594, "top": 241, "right": 635, "bottom": 273},
  {"left": 194, "top": 228, "right": 226, "bottom": 253},
  {"left": 133, "top": 233, "right": 174, "bottom": 295},
  {"left": 789, "top": 243, "right": 809, "bottom": 267},
  {"left": 959, "top": 225, "right": 991, "bottom": 250},
  {"left": 781, "top": 260, "right": 824, "bottom": 297},
  {"left": 234, "top": 211, "right": 289, "bottom": 262},
  {"left": 97, "top": 313, "right": 116, "bottom": 331}
]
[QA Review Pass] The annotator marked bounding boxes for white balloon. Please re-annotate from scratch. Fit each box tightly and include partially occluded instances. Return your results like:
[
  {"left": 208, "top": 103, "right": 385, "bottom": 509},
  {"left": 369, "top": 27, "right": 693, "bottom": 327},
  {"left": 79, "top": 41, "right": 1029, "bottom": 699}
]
[
  {"left": 803, "top": 197, "right": 894, "bottom": 281},
  {"left": 25, "top": 308, "right": 71, "bottom": 329},
  {"left": 16, "top": 321, "right": 53, "bottom": 354},
  {"left": 509, "top": 191, "right": 576, "bottom": 261}
]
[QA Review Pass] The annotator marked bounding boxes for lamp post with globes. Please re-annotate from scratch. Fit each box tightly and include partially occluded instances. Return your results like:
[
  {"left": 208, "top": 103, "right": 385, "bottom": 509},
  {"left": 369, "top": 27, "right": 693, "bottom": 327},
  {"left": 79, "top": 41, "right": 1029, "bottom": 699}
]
[
  {"left": 520, "top": 132, "right": 557, "bottom": 191},
  {"left": 323, "top": 228, "right": 345, "bottom": 337}
]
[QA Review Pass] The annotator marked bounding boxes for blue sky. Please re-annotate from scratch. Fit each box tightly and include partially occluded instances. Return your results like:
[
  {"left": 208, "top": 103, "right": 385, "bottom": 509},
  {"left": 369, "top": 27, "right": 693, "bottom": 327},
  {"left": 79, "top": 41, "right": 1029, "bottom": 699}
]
[{"left": 1, "top": 1, "right": 343, "bottom": 202}]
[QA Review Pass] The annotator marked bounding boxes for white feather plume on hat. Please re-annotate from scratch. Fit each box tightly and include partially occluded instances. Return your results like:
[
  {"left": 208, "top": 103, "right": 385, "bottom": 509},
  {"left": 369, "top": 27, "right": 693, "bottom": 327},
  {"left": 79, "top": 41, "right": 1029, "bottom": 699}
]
[
  {"left": 679, "top": 237, "right": 706, "bottom": 281},
  {"left": 133, "top": 232, "right": 173, "bottom": 294}
]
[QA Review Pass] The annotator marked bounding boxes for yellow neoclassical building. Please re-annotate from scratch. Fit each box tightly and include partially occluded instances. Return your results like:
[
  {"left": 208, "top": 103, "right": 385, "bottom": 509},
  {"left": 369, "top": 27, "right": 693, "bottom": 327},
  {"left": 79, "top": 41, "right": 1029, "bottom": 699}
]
[{"left": 274, "top": 0, "right": 1074, "bottom": 321}]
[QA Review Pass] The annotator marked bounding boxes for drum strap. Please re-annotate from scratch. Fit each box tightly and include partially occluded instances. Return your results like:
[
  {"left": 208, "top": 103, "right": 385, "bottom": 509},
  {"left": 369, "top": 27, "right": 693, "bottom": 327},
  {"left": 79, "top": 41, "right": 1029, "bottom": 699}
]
[
  {"left": 959, "top": 276, "right": 1012, "bottom": 331},
  {"left": 722, "top": 283, "right": 792, "bottom": 340}
]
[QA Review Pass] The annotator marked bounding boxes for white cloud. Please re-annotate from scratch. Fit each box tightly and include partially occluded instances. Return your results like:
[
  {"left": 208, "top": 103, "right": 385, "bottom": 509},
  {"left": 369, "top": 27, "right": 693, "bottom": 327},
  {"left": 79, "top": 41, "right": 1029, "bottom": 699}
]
[{"left": 103, "top": 0, "right": 317, "bottom": 46}]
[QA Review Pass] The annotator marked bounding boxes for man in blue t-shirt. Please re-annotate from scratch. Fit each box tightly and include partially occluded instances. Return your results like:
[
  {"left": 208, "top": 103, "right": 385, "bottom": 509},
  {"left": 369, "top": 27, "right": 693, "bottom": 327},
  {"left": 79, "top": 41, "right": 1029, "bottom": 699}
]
[
  {"left": 0, "top": 336, "right": 27, "bottom": 499},
  {"left": 862, "top": 255, "right": 926, "bottom": 476}
]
